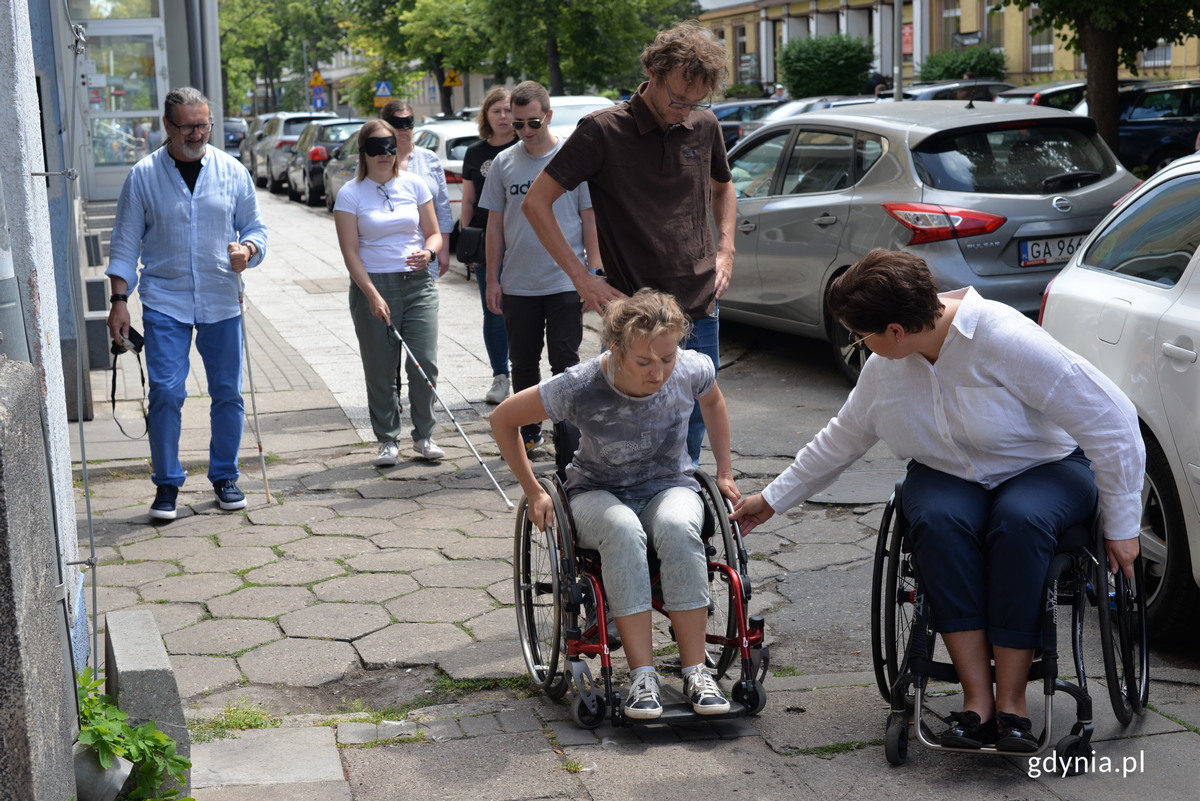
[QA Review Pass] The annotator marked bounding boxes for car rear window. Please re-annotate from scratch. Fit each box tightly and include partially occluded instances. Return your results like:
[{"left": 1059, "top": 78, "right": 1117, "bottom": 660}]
[
  {"left": 323, "top": 124, "right": 361, "bottom": 143},
  {"left": 912, "top": 124, "right": 1112, "bottom": 194},
  {"left": 446, "top": 136, "right": 480, "bottom": 161},
  {"left": 1080, "top": 174, "right": 1200, "bottom": 288},
  {"left": 284, "top": 119, "right": 321, "bottom": 135}
]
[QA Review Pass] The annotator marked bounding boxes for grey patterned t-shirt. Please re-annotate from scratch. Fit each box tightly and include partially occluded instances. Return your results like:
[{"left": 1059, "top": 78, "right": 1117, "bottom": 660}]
[{"left": 539, "top": 348, "right": 715, "bottom": 499}]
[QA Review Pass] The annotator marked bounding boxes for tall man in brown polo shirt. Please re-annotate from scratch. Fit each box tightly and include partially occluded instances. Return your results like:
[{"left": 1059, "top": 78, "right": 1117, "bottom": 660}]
[{"left": 523, "top": 21, "right": 737, "bottom": 465}]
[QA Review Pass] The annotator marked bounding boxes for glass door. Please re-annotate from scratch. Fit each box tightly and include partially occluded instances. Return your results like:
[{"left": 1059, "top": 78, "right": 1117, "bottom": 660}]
[{"left": 78, "top": 19, "right": 168, "bottom": 199}]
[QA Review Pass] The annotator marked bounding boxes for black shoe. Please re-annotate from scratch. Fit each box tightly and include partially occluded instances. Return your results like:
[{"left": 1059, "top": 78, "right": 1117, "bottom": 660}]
[
  {"left": 149, "top": 485, "right": 178, "bottom": 521},
  {"left": 939, "top": 710, "right": 989, "bottom": 749},
  {"left": 213, "top": 479, "right": 247, "bottom": 511},
  {"left": 994, "top": 712, "right": 1039, "bottom": 753}
]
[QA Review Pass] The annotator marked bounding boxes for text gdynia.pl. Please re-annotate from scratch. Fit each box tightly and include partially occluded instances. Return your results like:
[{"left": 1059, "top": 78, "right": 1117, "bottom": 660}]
[{"left": 1027, "top": 750, "right": 1145, "bottom": 779}]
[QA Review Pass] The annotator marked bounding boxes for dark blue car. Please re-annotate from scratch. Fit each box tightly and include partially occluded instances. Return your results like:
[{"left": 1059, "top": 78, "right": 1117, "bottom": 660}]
[{"left": 1075, "top": 79, "right": 1200, "bottom": 175}]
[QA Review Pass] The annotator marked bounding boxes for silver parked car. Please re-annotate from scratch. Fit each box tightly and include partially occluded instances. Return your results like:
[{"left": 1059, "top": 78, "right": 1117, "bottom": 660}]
[
  {"left": 253, "top": 111, "right": 338, "bottom": 193},
  {"left": 719, "top": 101, "right": 1139, "bottom": 383},
  {"left": 1041, "top": 152, "right": 1200, "bottom": 642}
]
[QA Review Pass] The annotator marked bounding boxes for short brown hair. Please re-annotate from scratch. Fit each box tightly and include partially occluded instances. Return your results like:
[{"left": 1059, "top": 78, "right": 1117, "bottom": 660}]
[
  {"left": 826, "top": 249, "right": 944, "bottom": 335},
  {"left": 379, "top": 99, "right": 413, "bottom": 120},
  {"left": 510, "top": 81, "right": 550, "bottom": 115},
  {"left": 355, "top": 119, "right": 399, "bottom": 183},
  {"left": 640, "top": 21, "right": 727, "bottom": 94},
  {"left": 602, "top": 288, "right": 692, "bottom": 354},
  {"left": 476, "top": 86, "right": 511, "bottom": 140}
]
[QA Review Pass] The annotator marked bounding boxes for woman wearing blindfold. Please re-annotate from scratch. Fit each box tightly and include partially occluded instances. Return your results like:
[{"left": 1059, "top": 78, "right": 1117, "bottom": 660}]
[
  {"left": 379, "top": 99, "right": 452, "bottom": 278},
  {"left": 334, "top": 119, "right": 447, "bottom": 464}
]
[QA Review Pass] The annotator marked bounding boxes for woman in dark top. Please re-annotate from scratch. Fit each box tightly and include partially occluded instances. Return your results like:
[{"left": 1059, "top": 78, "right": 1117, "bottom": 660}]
[{"left": 461, "top": 86, "right": 517, "bottom": 407}]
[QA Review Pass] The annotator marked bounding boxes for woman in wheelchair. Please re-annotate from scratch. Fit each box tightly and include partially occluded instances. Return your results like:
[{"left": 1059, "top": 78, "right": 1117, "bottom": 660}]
[
  {"left": 732, "top": 249, "right": 1144, "bottom": 752},
  {"left": 491, "top": 289, "right": 740, "bottom": 719}
]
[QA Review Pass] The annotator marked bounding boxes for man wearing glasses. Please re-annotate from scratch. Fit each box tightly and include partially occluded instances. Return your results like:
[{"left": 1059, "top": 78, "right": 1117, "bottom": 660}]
[
  {"left": 478, "top": 81, "right": 599, "bottom": 475},
  {"left": 523, "top": 21, "right": 736, "bottom": 467},
  {"left": 106, "top": 86, "right": 267, "bottom": 521}
]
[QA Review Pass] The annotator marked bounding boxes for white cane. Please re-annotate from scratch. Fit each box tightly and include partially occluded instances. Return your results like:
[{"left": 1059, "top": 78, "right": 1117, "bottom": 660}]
[
  {"left": 238, "top": 274, "right": 273, "bottom": 505},
  {"left": 387, "top": 323, "right": 513, "bottom": 509}
]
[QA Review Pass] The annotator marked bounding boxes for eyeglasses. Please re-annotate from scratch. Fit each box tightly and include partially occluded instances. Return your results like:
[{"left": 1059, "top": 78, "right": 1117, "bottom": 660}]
[
  {"left": 376, "top": 183, "right": 394, "bottom": 213},
  {"left": 363, "top": 136, "right": 398, "bottom": 157},
  {"left": 662, "top": 81, "right": 711, "bottom": 111},
  {"left": 511, "top": 118, "right": 544, "bottom": 131},
  {"left": 848, "top": 331, "right": 875, "bottom": 349},
  {"left": 167, "top": 119, "right": 213, "bottom": 135},
  {"left": 387, "top": 115, "right": 415, "bottom": 130}
]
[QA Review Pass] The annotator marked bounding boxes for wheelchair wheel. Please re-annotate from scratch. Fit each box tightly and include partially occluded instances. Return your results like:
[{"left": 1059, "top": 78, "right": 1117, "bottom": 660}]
[
  {"left": 870, "top": 491, "right": 918, "bottom": 704},
  {"left": 732, "top": 678, "right": 767, "bottom": 716},
  {"left": 696, "top": 471, "right": 743, "bottom": 679},
  {"left": 884, "top": 716, "right": 909, "bottom": 766},
  {"left": 513, "top": 478, "right": 571, "bottom": 699},
  {"left": 571, "top": 694, "right": 606, "bottom": 729},
  {"left": 1097, "top": 553, "right": 1150, "bottom": 724}
]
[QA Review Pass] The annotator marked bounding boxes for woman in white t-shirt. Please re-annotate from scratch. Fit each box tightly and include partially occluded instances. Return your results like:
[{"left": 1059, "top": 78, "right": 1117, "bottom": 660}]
[{"left": 335, "top": 119, "right": 445, "bottom": 465}]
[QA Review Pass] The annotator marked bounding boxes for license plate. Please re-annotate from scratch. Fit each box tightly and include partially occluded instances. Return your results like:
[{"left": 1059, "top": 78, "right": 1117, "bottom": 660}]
[{"left": 1019, "top": 235, "right": 1086, "bottom": 267}]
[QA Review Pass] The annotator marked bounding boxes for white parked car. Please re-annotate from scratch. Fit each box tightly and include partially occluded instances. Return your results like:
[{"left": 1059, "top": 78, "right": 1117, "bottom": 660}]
[{"left": 1040, "top": 152, "right": 1200, "bottom": 642}]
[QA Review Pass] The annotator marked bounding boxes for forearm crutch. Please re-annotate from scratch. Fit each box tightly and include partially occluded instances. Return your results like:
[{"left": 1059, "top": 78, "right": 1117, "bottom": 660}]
[{"left": 387, "top": 322, "right": 514, "bottom": 509}]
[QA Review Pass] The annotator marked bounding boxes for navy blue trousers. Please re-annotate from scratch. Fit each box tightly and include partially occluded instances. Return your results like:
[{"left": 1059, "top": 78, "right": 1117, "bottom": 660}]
[{"left": 902, "top": 450, "right": 1096, "bottom": 649}]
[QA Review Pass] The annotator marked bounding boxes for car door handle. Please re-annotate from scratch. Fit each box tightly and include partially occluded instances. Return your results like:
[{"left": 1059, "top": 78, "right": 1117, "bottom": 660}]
[
  {"left": 1161, "top": 341, "right": 1198, "bottom": 363},
  {"left": 813, "top": 214, "right": 838, "bottom": 226},
  {"left": 738, "top": 220, "right": 757, "bottom": 233}
]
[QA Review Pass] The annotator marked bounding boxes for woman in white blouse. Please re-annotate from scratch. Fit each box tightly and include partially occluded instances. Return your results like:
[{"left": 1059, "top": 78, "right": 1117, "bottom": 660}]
[
  {"left": 379, "top": 99, "right": 452, "bottom": 277},
  {"left": 732, "top": 248, "right": 1144, "bottom": 753},
  {"left": 335, "top": 119, "right": 444, "bottom": 465}
]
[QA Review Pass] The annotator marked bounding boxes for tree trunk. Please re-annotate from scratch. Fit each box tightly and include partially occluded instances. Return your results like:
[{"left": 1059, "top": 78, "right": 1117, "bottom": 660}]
[
  {"left": 1078, "top": 18, "right": 1122, "bottom": 157},
  {"left": 431, "top": 55, "right": 454, "bottom": 118},
  {"left": 547, "top": 38, "right": 564, "bottom": 96}
]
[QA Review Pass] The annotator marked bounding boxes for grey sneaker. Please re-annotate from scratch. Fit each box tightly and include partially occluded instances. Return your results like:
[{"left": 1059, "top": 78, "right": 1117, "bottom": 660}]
[
  {"left": 623, "top": 670, "right": 663, "bottom": 720},
  {"left": 375, "top": 441, "right": 400, "bottom": 466},
  {"left": 413, "top": 438, "right": 445, "bottom": 460},
  {"left": 484, "top": 374, "right": 510, "bottom": 404},
  {"left": 684, "top": 667, "right": 730, "bottom": 715}
]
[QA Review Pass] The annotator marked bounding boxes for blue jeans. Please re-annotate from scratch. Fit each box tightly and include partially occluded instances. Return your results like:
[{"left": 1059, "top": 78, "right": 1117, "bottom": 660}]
[
  {"left": 571, "top": 487, "right": 707, "bottom": 619},
  {"left": 902, "top": 450, "right": 1097, "bottom": 649},
  {"left": 474, "top": 264, "right": 509, "bottom": 377},
  {"left": 143, "top": 306, "right": 243, "bottom": 487},
  {"left": 685, "top": 307, "right": 720, "bottom": 465}
]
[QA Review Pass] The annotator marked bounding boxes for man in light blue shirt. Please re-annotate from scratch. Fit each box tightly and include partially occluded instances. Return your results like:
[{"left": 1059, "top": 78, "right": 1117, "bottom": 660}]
[{"left": 106, "top": 86, "right": 267, "bottom": 521}]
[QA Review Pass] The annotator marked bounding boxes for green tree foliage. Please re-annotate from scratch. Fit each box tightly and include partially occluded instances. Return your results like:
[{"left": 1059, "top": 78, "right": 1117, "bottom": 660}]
[
  {"left": 777, "top": 35, "right": 875, "bottom": 98},
  {"left": 999, "top": 0, "right": 1200, "bottom": 150},
  {"left": 917, "top": 47, "right": 1007, "bottom": 81}
]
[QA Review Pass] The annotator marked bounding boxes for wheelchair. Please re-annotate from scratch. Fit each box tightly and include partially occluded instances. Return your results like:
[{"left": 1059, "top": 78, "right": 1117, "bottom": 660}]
[
  {"left": 513, "top": 471, "right": 769, "bottom": 728},
  {"left": 871, "top": 478, "right": 1150, "bottom": 767}
]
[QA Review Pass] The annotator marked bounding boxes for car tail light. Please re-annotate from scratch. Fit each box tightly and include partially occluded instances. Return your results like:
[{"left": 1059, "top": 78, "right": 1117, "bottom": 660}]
[
  {"left": 1038, "top": 275, "right": 1057, "bottom": 326},
  {"left": 1031, "top": 92, "right": 1043, "bottom": 105},
  {"left": 309, "top": 145, "right": 329, "bottom": 162},
  {"left": 882, "top": 202, "right": 1007, "bottom": 245},
  {"left": 444, "top": 170, "right": 463, "bottom": 184}
]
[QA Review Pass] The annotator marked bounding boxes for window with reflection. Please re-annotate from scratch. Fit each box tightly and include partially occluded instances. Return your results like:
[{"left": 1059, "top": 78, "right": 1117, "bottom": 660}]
[
  {"left": 70, "top": 0, "right": 159, "bottom": 19},
  {"left": 1081, "top": 177, "right": 1200, "bottom": 288},
  {"left": 728, "top": 129, "right": 790, "bottom": 198},
  {"left": 782, "top": 130, "right": 854, "bottom": 194},
  {"left": 90, "top": 116, "right": 161, "bottom": 165}
]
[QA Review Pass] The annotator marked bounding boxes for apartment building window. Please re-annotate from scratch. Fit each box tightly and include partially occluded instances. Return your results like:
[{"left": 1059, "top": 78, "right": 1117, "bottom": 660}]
[
  {"left": 941, "top": 0, "right": 961, "bottom": 50},
  {"left": 1142, "top": 40, "right": 1172, "bottom": 69},
  {"left": 981, "top": 2, "right": 1004, "bottom": 50},
  {"left": 1029, "top": 8, "right": 1053, "bottom": 72}
]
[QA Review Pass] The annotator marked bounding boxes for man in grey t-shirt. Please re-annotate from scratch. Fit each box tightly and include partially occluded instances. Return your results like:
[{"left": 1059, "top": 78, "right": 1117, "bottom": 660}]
[{"left": 480, "top": 81, "right": 599, "bottom": 474}]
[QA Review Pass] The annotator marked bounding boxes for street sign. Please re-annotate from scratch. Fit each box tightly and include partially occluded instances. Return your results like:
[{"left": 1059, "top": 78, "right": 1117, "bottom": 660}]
[
  {"left": 443, "top": 69, "right": 462, "bottom": 88},
  {"left": 313, "top": 96, "right": 326, "bottom": 110},
  {"left": 312, "top": 85, "right": 324, "bottom": 97},
  {"left": 375, "top": 81, "right": 392, "bottom": 98},
  {"left": 310, "top": 70, "right": 324, "bottom": 87}
]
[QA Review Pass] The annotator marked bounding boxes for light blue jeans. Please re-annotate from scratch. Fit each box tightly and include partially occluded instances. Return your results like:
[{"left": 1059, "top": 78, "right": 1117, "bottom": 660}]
[{"left": 570, "top": 487, "right": 707, "bottom": 619}]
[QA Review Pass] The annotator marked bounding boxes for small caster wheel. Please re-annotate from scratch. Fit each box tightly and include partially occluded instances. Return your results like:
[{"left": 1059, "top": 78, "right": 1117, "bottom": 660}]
[
  {"left": 732, "top": 679, "right": 767, "bottom": 715},
  {"left": 885, "top": 720, "right": 908, "bottom": 765},
  {"left": 1055, "top": 734, "right": 1090, "bottom": 775},
  {"left": 571, "top": 695, "right": 606, "bottom": 729}
]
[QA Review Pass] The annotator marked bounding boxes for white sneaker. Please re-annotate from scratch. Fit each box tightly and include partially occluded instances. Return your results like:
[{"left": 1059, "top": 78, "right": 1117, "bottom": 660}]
[
  {"left": 623, "top": 670, "right": 663, "bottom": 720},
  {"left": 684, "top": 667, "right": 730, "bottom": 715},
  {"left": 413, "top": 438, "right": 445, "bottom": 460},
  {"left": 375, "top": 441, "right": 400, "bottom": 466},
  {"left": 484, "top": 374, "right": 510, "bottom": 404}
]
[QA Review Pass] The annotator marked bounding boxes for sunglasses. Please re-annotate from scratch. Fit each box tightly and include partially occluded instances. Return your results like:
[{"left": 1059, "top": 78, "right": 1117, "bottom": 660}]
[
  {"left": 511, "top": 118, "right": 544, "bottom": 131},
  {"left": 363, "top": 136, "right": 398, "bottom": 157},
  {"left": 387, "top": 115, "right": 415, "bottom": 130}
]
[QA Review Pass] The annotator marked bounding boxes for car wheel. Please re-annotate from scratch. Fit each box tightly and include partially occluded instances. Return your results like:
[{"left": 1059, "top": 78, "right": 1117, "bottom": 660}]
[
  {"left": 305, "top": 174, "right": 322, "bottom": 207},
  {"left": 287, "top": 175, "right": 301, "bottom": 201},
  {"left": 254, "top": 161, "right": 266, "bottom": 188},
  {"left": 1140, "top": 435, "right": 1200, "bottom": 642},
  {"left": 826, "top": 309, "right": 868, "bottom": 386},
  {"left": 325, "top": 184, "right": 336, "bottom": 212},
  {"left": 268, "top": 164, "right": 285, "bottom": 194}
]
